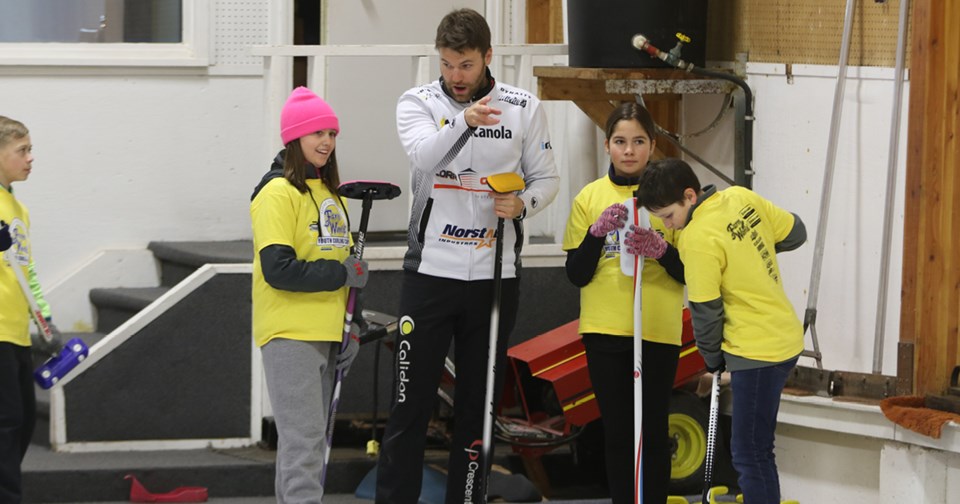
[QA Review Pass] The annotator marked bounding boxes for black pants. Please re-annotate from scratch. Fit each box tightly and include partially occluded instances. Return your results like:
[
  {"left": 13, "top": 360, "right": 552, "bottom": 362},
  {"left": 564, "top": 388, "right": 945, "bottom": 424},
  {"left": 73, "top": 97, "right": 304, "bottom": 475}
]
[
  {"left": 582, "top": 334, "right": 679, "bottom": 504},
  {"left": 0, "top": 343, "right": 36, "bottom": 504},
  {"left": 376, "top": 271, "right": 519, "bottom": 504}
]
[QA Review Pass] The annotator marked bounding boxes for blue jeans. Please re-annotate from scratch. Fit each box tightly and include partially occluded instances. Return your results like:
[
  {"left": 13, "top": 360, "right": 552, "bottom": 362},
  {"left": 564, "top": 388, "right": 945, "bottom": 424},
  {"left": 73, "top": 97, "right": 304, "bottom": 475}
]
[{"left": 729, "top": 358, "right": 797, "bottom": 504}]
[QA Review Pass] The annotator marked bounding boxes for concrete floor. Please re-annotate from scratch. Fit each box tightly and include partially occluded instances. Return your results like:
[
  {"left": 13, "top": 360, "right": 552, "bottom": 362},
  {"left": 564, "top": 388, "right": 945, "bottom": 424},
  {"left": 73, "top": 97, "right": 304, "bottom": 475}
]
[
  {"left": 72, "top": 496, "right": 368, "bottom": 504},
  {"left": 70, "top": 495, "right": 725, "bottom": 503},
  {"left": 72, "top": 498, "right": 617, "bottom": 504}
]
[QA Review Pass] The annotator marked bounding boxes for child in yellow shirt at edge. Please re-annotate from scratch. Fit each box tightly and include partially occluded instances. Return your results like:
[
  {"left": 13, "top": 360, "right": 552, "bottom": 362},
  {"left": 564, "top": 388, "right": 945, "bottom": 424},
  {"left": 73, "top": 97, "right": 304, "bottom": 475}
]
[
  {"left": 1, "top": 115, "right": 63, "bottom": 504},
  {"left": 636, "top": 158, "right": 807, "bottom": 504}
]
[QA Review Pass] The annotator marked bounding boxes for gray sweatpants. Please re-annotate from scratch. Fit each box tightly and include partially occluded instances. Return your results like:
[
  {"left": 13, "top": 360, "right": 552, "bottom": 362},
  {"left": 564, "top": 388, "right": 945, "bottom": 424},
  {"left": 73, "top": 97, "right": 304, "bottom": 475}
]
[{"left": 261, "top": 338, "right": 338, "bottom": 504}]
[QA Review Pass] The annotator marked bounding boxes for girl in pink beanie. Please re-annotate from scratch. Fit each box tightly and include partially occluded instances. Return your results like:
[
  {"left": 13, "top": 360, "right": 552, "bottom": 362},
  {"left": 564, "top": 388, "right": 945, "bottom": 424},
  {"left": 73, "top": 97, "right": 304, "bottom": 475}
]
[
  {"left": 250, "top": 87, "right": 366, "bottom": 503},
  {"left": 280, "top": 86, "right": 340, "bottom": 145}
]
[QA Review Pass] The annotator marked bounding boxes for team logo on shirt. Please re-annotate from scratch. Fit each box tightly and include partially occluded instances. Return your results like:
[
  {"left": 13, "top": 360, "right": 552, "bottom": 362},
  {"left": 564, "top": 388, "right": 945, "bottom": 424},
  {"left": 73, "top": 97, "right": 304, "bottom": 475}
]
[
  {"left": 439, "top": 223, "right": 496, "bottom": 249},
  {"left": 416, "top": 87, "right": 442, "bottom": 101},
  {"left": 498, "top": 95, "right": 527, "bottom": 108},
  {"left": 472, "top": 125, "right": 513, "bottom": 139},
  {"left": 604, "top": 229, "right": 620, "bottom": 258},
  {"left": 728, "top": 204, "right": 778, "bottom": 283},
  {"left": 4, "top": 218, "right": 29, "bottom": 265},
  {"left": 434, "top": 168, "right": 487, "bottom": 192},
  {"left": 457, "top": 169, "right": 481, "bottom": 189},
  {"left": 498, "top": 86, "right": 532, "bottom": 99},
  {"left": 436, "top": 169, "right": 458, "bottom": 181},
  {"left": 313, "top": 198, "right": 350, "bottom": 248}
]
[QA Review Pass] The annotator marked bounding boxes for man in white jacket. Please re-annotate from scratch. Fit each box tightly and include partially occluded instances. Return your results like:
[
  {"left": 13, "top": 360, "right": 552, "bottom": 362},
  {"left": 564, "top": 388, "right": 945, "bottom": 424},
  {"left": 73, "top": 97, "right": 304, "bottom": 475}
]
[{"left": 375, "top": 8, "right": 559, "bottom": 504}]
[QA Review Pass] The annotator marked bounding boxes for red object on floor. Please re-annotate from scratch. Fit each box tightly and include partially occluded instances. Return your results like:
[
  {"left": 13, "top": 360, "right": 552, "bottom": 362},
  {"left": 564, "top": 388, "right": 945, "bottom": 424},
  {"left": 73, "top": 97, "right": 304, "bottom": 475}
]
[
  {"left": 126, "top": 475, "right": 209, "bottom": 503},
  {"left": 508, "top": 319, "right": 599, "bottom": 428},
  {"left": 501, "top": 309, "right": 706, "bottom": 458},
  {"left": 506, "top": 309, "right": 704, "bottom": 432}
]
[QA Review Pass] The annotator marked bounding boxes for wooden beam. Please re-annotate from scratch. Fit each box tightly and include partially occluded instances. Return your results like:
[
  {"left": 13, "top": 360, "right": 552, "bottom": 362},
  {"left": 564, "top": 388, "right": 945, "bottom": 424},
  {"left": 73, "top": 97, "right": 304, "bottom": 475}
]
[
  {"left": 571, "top": 100, "right": 617, "bottom": 130},
  {"left": 526, "top": 0, "right": 564, "bottom": 44},
  {"left": 645, "top": 97, "right": 681, "bottom": 159},
  {"left": 567, "top": 98, "right": 680, "bottom": 159},
  {"left": 536, "top": 76, "right": 635, "bottom": 103},
  {"left": 901, "top": 0, "right": 960, "bottom": 396},
  {"left": 535, "top": 67, "right": 692, "bottom": 157}
]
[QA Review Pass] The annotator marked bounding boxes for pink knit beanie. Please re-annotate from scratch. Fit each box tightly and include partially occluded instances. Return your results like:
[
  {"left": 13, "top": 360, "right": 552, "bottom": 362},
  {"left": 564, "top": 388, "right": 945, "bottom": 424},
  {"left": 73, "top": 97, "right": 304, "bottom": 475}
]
[{"left": 280, "top": 87, "right": 340, "bottom": 145}]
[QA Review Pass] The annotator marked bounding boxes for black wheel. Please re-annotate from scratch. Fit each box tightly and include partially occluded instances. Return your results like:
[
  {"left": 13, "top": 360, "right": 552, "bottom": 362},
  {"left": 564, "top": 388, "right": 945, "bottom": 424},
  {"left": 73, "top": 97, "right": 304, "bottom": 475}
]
[{"left": 668, "top": 390, "right": 709, "bottom": 495}]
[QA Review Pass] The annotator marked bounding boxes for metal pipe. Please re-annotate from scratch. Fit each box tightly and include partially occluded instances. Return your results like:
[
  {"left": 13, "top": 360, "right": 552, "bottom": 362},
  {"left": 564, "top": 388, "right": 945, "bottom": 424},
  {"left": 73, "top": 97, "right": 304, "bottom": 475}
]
[
  {"left": 872, "top": 0, "right": 911, "bottom": 374},
  {"left": 801, "top": 0, "right": 857, "bottom": 371},
  {"left": 657, "top": 129, "right": 736, "bottom": 186},
  {"left": 690, "top": 67, "right": 754, "bottom": 188},
  {"left": 631, "top": 33, "right": 754, "bottom": 188}
]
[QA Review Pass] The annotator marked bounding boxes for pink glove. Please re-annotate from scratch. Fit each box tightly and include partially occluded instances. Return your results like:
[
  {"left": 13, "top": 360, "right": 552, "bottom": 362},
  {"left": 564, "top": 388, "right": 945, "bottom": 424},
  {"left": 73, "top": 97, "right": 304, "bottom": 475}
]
[
  {"left": 589, "top": 203, "right": 628, "bottom": 238},
  {"left": 623, "top": 226, "right": 667, "bottom": 259}
]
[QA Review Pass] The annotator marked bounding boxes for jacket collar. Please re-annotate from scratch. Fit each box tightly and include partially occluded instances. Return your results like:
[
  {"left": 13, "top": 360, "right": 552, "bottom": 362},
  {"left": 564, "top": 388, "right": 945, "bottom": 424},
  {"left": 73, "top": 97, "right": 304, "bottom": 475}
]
[
  {"left": 607, "top": 164, "right": 641, "bottom": 186},
  {"left": 687, "top": 184, "right": 718, "bottom": 225}
]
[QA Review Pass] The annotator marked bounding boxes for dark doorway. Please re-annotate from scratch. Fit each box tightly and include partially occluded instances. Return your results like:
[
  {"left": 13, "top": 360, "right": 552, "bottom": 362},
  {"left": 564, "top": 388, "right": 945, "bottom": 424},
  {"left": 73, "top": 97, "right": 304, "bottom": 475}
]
[{"left": 293, "top": 0, "right": 321, "bottom": 88}]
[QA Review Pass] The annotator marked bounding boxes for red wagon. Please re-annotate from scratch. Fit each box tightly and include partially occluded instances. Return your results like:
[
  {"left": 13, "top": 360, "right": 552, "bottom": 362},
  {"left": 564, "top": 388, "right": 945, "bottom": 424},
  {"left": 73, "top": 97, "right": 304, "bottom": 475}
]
[{"left": 500, "top": 308, "right": 719, "bottom": 494}]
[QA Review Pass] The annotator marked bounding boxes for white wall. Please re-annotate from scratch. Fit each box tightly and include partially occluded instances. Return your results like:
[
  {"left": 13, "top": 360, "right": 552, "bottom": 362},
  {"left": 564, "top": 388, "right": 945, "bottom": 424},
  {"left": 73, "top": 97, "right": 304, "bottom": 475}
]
[
  {"left": 777, "top": 423, "right": 884, "bottom": 502},
  {"left": 775, "top": 395, "right": 960, "bottom": 504},
  {"left": 6, "top": 74, "right": 263, "bottom": 277},
  {"left": 0, "top": 0, "right": 270, "bottom": 311}
]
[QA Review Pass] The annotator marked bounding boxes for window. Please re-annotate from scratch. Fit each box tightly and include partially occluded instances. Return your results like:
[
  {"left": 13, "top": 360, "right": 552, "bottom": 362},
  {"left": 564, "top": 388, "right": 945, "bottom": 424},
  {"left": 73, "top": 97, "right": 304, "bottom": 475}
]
[{"left": 0, "top": 0, "right": 209, "bottom": 67}]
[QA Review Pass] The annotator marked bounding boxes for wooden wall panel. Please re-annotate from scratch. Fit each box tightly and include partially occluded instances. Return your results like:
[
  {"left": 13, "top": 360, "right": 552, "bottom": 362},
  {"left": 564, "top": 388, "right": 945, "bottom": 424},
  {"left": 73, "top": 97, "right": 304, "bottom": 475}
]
[
  {"left": 526, "top": 0, "right": 563, "bottom": 44},
  {"left": 707, "top": 0, "right": 911, "bottom": 67},
  {"left": 529, "top": 0, "right": 909, "bottom": 66},
  {"left": 901, "top": 0, "right": 960, "bottom": 396}
]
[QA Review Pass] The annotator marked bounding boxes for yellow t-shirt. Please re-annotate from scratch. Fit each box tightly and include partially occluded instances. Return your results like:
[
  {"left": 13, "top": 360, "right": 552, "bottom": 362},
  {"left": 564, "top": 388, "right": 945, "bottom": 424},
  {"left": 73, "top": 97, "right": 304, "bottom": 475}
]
[
  {"left": 562, "top": 176, "right": 684, "bottom": 345},
  {"left": 680, "top": 186, "right": 804, "bottom": 362},
  {"left": 251, "top": 177, "right": 353, "bottom": 347},
  {"left": 0, "top": 189, "right": 31, "bottom": 347}
]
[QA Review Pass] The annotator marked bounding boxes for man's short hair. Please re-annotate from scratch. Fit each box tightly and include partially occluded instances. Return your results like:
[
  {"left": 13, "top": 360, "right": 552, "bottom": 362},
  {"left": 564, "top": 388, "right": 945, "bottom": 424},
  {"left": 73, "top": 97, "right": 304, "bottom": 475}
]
[
  {"left": 635, "top": 158, "right": 702, "bottom": 210},
  {"left": 435, "top": 8, "right": 491, "bottom": 55}
]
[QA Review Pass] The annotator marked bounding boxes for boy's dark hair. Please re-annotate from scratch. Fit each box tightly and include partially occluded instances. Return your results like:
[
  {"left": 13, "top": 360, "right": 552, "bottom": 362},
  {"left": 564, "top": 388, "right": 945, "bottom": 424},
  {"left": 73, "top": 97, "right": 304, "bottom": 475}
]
[
  {"left": 635, "top": 158, "right": 701, "bottom": 210},
  {"left": 435, "top": 8, "right": 491, "bottom": 55},
  {"left": 604, "top": 102, "right": 657, "bottom": 143}
]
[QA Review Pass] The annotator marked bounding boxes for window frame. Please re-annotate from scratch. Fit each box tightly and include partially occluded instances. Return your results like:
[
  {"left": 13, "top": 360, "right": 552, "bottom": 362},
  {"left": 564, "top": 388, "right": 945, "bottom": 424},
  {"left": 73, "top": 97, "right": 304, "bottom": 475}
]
[{"left": 0, "top": 0, "right": 210, "bottom": 67}]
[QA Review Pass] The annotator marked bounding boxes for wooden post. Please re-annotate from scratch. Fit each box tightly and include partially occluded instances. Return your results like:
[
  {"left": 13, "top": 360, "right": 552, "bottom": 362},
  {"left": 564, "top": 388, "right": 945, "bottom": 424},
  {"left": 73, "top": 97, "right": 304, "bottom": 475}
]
[
  {"left": 526, "top": 0, "right": 564, "bottom": 44},
  {"left": 901, "top": 0, "right": 960, "bottom": 396}
]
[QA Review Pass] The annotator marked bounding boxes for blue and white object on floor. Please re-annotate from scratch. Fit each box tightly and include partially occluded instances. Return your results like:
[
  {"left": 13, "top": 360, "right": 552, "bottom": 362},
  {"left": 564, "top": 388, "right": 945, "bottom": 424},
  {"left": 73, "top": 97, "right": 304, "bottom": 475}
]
[
  {"left": 34, "top": 337, "right": 89, "bottom": 389},
  {"left": 354, "top": 464, "right": 446, "bottom": 503}
]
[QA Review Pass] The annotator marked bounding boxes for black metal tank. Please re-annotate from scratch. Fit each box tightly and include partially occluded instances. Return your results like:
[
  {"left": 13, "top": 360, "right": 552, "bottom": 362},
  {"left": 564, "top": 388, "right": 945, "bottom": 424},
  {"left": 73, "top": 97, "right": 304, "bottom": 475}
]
[{"left": 567, "top": 0, "right": 708, "bottom": 68}]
